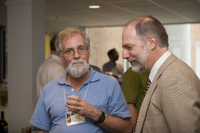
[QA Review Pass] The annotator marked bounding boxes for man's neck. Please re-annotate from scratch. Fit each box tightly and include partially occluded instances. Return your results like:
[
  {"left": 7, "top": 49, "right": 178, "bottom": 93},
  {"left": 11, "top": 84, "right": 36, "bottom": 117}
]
[
  {"left": 110, "top": 60, "right": 116, "bottom": 66},
  {"left": 67, "top": 69, "right": 91, "bottom": 92}
]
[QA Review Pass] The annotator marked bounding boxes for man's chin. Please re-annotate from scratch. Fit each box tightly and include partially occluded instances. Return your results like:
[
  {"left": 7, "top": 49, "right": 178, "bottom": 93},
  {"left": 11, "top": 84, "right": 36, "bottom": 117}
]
[{"left": 131, "top": 66, "right": 143, "bottom": 73}]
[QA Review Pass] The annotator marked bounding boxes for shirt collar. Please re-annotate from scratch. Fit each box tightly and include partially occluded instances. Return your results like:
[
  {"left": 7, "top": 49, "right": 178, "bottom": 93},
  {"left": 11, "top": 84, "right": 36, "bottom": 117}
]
[
  {"left": 149, "top": 51, "right": 171, "bottom": 82},
  {"left": 51, "top": 54, "right": 61, "bottom": 62}
]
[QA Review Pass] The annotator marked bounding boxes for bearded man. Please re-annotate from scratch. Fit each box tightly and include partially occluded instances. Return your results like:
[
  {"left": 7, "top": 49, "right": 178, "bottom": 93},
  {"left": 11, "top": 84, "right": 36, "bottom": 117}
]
[{"left": 30, "top": 27, "right": 132, "bottom": 133}]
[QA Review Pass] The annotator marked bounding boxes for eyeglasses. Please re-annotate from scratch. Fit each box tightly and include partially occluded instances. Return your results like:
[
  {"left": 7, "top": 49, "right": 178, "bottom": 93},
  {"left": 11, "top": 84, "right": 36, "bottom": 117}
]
[{"left": 62, "top": 46, "right": 88, "bottom": 56}]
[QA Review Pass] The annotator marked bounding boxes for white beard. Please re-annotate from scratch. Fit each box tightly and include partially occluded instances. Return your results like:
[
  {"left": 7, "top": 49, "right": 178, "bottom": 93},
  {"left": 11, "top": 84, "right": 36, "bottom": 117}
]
[
  {"left": 66, "top": 59, "right": 89, "bottom": 78},
  {"left": 129, "top": 46, "right": 149, "bottom": 73}
]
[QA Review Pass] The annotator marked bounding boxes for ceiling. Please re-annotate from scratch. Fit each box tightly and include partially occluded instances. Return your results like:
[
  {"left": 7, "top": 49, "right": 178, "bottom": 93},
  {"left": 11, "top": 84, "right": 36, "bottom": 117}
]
[
  {"left": 45, "top": 0, "right": 200, "bottom": 33},
  {"left": 1, "top": 0, "right": 200, "bottom": 33}
]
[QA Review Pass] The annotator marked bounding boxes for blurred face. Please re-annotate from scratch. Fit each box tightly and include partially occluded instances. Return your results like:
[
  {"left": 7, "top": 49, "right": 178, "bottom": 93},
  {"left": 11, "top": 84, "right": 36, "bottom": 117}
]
[
  {"left": 122, "top": 26, "right": 150, "bottom": 72},
  {"left": 61, "top": 33, "right": 90, "bottom": 78}
]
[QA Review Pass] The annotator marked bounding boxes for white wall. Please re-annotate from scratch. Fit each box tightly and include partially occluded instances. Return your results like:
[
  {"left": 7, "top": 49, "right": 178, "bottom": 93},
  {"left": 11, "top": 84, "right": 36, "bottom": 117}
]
[{"left": 165, "top": 24, "right": 191, "bottom": 66}]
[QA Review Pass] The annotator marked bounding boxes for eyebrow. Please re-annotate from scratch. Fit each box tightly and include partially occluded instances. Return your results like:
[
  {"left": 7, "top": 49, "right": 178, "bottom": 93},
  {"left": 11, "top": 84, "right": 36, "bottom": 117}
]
[
  {"left": 122, "top": 43, "right": 133, "bottom": 48},
  {"left": 64, "top": 44, "right": 85, "bottom": 50}
]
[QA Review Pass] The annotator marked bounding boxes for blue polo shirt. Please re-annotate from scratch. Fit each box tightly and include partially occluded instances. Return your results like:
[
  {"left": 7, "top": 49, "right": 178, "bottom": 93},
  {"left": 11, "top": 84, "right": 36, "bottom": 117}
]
[{"left": 30, "top": 68, "right": 131, "bottom": 133}]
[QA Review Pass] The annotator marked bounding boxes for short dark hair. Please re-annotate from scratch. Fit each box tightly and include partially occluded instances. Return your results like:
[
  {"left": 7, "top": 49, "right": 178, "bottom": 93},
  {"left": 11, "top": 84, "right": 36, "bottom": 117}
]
[
  {"left": 107, "top": 48, "right": 116, "bottom": 57},
  {"left": 50, "top": 34, "right": 58, "bottom": 51}
]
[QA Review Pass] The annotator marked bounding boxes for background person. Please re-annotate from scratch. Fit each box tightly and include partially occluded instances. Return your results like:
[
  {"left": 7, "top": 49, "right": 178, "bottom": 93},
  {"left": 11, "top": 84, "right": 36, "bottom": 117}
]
[
  {"left": 36, "top": 34, "right": 66, "bottom": 98},
  {"left": 122, "top": 15, "right": 200, "bottom": 133},
  {"left": 30, "top": 27, "right": 132, "bottom": 133},
  {"left": 122, "top": 67, "right": 149, "bottom": 128},
  {"left": 102, "top": 48, "right": 124, "bottom": 86}
]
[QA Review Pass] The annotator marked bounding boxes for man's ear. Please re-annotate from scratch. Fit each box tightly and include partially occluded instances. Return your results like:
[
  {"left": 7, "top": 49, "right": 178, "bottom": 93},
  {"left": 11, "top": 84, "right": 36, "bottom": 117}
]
[
  {"left": 59, "top": 54, "right": 64, "bottom": 64},
  {"left": 148, "top": 36, "right": 157, "bottom": 50},
  {"left": 89, "top": 50, "right": 91, "bottom": 57}
]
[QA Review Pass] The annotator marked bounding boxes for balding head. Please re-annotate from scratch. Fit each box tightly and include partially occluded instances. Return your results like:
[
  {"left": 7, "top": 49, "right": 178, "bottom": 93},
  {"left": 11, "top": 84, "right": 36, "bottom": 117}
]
[{"left": 124, "top": 16, "right": 169, "bottom": 48}]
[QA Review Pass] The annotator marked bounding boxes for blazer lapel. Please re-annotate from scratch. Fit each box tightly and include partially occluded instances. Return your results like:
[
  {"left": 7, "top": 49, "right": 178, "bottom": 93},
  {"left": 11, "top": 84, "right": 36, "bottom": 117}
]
[
  {"left": 135, "top": 54, "right": 177, "bottom": 133},
  {"left": 135, "top": 76, "right": 158, "bottom": 133}
]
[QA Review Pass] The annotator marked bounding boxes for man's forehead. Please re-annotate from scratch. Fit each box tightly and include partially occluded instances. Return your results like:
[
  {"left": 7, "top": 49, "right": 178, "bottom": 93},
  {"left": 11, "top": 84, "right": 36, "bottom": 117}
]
[
  {"left": 123, "top": 26, "right": 137, "bottom": 38},
  {"left": 62, "top": 33, "right": 82, "bottom": 40},
  {"left": 62, "top": 35, "right": 86, "bottom": 49}
]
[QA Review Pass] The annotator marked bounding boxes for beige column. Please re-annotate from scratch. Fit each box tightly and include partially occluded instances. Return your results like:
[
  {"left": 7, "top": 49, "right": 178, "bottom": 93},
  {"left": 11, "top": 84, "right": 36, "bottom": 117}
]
[{"left": 6, "top": 0, "right": 45, "bottom": 132}]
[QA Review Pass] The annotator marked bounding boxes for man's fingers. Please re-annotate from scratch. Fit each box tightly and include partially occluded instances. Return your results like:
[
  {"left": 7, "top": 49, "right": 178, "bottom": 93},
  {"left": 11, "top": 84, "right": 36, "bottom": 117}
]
[{"left": 67, "top": 95, "right": 82, "bottom": 102}]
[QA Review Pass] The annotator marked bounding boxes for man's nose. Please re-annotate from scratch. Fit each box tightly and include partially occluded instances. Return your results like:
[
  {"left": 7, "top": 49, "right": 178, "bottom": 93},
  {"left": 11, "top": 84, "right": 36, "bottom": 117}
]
[
  {"left": 122, "top": 49, "right": 129, "bottom": 59},
  {"left": 73, "top": 49, "right": 80, "bottom": 58}
]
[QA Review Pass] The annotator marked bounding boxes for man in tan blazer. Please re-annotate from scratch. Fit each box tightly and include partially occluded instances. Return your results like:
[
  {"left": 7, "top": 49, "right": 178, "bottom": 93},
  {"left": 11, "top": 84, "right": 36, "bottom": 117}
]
[{"left": 122, "top": 15, "right": 200, "bottom": 133}]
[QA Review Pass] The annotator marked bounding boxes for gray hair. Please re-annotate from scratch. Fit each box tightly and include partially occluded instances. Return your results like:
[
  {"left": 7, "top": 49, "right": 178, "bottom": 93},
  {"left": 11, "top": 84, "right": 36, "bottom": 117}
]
[
  {"left": 56, "top": 27, "right": 90, "bottom": 52},
  {"left": 126, "top": 16, "right": 169, "bottom": 48}
]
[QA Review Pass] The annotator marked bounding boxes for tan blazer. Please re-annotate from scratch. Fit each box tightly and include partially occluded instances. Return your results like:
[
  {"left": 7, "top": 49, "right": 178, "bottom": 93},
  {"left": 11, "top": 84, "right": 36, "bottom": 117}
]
[{"left": 136, "top": 54, "right": 200, "bottom": 133}]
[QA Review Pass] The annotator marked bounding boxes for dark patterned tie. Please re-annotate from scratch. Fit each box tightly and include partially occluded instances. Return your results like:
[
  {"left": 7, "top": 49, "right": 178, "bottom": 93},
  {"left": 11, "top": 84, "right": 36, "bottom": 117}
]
[
  {"left": 133, "top": 79, "right": 151, "bottom": 132},
  {"left": 145, "top": 79, "right": 151, "bottom": 94}
]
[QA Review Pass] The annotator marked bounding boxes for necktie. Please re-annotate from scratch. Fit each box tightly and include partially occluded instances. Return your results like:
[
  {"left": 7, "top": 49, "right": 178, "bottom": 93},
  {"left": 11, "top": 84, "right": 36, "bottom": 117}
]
[
  {"left": 145, "top": 79, "right": 151, "bottom": 94},
  {"left": 133, "top": 79, "right": 151, "bottom": 133}
]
